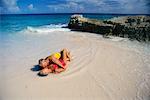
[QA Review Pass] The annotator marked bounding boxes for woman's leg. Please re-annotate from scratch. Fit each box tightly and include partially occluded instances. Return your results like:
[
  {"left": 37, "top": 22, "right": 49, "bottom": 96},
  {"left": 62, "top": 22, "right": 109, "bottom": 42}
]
[
  {"left": 50, "top": 48, "right": 70, "bottom": 69},
  {"left": 61, "top": 48, "right": 68, "bottom": 64},
  {"left": 61, "top": 48, "right": 71, "bottom": 63},
  {"left": 66, "top": 51, "right": 71, "bottom": 61},
  {"left": 51, "top": 57, "right": 65, "bottom": 69}
]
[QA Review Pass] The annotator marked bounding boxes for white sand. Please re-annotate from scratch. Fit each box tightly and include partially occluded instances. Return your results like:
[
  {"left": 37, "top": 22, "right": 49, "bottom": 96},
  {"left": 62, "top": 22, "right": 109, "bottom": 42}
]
[{"left": 0, "top": 30, "right": 150, "bottom": 100}]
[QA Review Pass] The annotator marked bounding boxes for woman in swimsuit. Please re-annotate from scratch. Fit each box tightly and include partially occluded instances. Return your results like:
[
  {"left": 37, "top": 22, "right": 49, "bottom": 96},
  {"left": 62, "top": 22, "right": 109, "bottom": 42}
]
[{"left": 38, "top": 48, "right": 71, "bottom": 76}]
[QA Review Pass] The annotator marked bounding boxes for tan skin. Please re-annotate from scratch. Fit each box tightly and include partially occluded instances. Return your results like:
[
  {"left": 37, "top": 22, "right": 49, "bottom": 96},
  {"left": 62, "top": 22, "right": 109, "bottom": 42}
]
[{"left": 39, "top": 48, "right": 71, "bottom": 75}]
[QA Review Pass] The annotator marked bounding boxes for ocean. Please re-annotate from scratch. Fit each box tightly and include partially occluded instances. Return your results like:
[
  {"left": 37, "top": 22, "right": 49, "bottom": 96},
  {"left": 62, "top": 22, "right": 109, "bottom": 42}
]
[
  {"left": 1, "top": 14, "right": 133, "bottom": 34},
  {"left": 0, "top": 14, "right": 150, "bottom": 55}
]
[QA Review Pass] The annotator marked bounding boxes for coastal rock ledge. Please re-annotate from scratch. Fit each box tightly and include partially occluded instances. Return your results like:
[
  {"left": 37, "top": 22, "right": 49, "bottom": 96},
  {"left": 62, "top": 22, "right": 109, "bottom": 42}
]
[{"left": 68, "top": 14, "right": 150, "bottom": 42}]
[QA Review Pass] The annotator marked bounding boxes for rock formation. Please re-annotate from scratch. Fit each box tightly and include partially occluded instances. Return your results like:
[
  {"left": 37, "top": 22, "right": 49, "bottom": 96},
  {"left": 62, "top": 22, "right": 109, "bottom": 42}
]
[{"left": 68, "top": 14, "right": 150, "bottom": 42}]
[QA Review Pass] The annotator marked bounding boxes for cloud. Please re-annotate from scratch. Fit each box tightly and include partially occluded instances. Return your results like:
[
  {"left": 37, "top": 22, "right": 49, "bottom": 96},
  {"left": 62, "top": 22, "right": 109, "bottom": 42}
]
[
  {"left": 1, "top": 0, "right": 149, "bottom": 14},
  {"left": 47, "top": 0, "right": 149, "bottom": 14},
  {"left": 1, "top": 0, "right": 20, "bottom": 13},
  {"left": 0, "top": 7, "right": 2, "bottom": 14},
  {"left": 28, "top": 4, "right": 34, "bottom": 10},
  {"left": 118, "top": 0, "right": 149, "bottom": 13},
  {"left": 47, "top": 1, "right": 84, "bottom": 13}
]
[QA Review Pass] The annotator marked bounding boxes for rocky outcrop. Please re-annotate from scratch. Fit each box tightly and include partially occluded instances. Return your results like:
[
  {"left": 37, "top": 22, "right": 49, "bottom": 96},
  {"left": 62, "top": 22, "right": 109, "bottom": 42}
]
[{"left": 68, "top": 14, "right": 150, "bottom": 42}]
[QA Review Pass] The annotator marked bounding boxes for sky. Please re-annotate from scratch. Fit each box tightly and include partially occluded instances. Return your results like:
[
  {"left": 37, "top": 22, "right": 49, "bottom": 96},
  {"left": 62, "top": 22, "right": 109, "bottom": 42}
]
[{"left": 0, "top": 0, "right": 150, "bottom": 14}]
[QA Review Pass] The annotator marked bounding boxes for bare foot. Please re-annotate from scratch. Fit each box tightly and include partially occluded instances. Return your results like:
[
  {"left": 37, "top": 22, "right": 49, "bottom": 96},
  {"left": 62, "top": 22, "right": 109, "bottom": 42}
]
[{"left": 67, "top": 51, "right": 72, "bottom": 61}]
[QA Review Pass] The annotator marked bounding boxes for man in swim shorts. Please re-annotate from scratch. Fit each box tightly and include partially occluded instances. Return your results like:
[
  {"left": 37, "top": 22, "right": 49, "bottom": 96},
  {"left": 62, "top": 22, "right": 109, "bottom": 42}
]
[{"left": 38, "top": 48, "right": 71, "bottom": 76}]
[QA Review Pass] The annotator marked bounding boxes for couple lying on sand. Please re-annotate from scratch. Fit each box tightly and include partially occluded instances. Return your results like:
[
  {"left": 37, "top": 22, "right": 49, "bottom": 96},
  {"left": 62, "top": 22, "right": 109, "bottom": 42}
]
[{"left": 38, "top": 48, "right": 71, "bottom": 76}]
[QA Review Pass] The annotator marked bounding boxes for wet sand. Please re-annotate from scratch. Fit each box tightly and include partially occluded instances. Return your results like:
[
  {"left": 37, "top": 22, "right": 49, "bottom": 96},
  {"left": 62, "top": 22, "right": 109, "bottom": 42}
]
[{"left": 0, "top": 31, "right": 150, "bottom": 100}]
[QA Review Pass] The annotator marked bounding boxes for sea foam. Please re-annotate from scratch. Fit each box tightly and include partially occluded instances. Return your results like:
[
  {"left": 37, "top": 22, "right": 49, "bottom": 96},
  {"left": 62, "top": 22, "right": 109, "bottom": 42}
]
[{"left": 21, "top": 24, "right": 70, "bottom": 34}]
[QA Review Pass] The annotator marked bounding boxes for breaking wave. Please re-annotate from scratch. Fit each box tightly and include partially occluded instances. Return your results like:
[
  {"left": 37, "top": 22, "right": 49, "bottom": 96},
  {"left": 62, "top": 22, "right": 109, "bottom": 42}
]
[{"left": 20, "top": 24, "right": 70, "bottom": 34}]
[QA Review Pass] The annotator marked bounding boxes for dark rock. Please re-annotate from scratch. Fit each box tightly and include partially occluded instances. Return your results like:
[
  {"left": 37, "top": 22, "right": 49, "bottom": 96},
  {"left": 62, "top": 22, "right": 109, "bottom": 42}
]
[
  {"left": 68, "top": 14, "right": 150, "bottom": 42},
  {"left": 68, "top": 14, "right": 113, "bottom": 35}
]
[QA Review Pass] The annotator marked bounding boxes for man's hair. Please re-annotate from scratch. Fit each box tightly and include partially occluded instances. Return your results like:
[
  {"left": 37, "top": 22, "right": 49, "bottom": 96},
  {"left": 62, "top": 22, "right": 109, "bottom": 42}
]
[{"left": 39, "top": 58, "right": 44, "bottom": 65}]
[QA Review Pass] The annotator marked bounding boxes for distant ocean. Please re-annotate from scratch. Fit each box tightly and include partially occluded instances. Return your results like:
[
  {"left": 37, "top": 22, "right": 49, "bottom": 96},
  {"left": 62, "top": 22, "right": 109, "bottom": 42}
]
[{"left": 1, "top": 13, "right": 144, "bottom": 34}]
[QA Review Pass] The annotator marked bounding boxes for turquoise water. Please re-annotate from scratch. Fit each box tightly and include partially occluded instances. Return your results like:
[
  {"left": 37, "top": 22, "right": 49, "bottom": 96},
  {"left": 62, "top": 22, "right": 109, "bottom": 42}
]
[
  {"left": 0, "top": 14, "right": 129, "bottom": 34},
  {"left": 0, "top": 14, "right": 70, "bottom": 34}
]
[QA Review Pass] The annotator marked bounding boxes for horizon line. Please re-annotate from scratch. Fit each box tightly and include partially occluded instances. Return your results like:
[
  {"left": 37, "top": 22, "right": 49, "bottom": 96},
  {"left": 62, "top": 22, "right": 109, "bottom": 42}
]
[{"left": 1, "top": 13, "right": 150, "bottom": 15}]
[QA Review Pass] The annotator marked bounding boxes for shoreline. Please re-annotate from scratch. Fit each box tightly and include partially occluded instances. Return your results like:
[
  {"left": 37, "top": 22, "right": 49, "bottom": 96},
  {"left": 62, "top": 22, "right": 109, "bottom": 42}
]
[
  {"left": 1, "top": 30, "right": 150, "bottom": 100},
  {"left": 68, "top": 15, "right": 150, "bottom": 42}
]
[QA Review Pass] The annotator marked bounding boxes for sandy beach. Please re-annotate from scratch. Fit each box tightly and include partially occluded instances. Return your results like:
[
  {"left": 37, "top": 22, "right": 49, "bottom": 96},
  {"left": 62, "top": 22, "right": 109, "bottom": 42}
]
[{"left": 0, "top": 30, "right": 150, "bottom": 100}]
